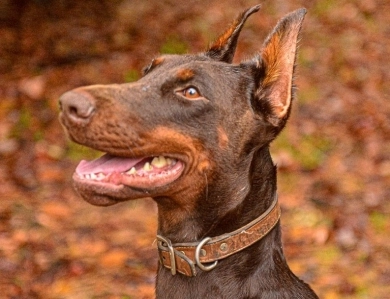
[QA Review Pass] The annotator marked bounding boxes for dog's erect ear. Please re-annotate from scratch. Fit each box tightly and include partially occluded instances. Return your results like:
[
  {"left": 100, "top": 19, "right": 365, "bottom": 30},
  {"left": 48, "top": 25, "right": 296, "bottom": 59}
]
[
  {"left": 205, "top": 5, "right": 261, "bottom": 63},
  {"left": 250, "top": 8, "right": 306, "bottom": 128}
]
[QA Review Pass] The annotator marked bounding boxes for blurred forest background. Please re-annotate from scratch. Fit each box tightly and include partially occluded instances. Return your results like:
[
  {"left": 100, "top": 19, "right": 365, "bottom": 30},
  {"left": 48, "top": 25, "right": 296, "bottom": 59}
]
[{"left": 0, "top": 0, "right": 389, "bottom": 298}]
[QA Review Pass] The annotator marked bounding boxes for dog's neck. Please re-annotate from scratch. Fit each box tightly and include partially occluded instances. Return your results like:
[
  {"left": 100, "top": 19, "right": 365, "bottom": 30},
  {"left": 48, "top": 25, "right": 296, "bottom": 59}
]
[
  {"left": 155, "top": 146, "right": 282, "bottom": 264},
  {"left": 154, "top": 147, "right": 317, "bottom": 298},
  {"left": 156, "top": 146, "right": 277, "bottom": 242},
  {"left": 207, "top": 146, "right": 277, "bottom": 237}
]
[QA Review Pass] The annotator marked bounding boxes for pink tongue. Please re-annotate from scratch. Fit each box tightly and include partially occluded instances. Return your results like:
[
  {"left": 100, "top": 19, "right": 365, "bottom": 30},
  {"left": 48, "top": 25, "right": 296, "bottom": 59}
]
[{"left": 75, "top": 154, "right": 144, "bottom": 175}]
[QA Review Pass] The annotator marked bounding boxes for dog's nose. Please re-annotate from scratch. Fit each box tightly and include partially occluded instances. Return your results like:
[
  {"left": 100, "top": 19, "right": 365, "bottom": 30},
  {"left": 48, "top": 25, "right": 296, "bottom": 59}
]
[{"left": 59, "top": 91, "right": 95, "bottom": 124}]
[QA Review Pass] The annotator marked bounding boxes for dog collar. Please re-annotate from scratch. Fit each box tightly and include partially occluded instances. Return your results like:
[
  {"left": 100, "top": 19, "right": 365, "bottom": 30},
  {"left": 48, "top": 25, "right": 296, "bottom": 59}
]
[{"left": 157, "top": 195, "right": 281, "bottom": 277}]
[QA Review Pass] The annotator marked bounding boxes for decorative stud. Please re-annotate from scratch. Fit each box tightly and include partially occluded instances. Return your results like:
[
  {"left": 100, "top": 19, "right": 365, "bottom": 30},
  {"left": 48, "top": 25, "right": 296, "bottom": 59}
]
[{"left": 220, "top": 242, "right": 228, "bottom": 252}]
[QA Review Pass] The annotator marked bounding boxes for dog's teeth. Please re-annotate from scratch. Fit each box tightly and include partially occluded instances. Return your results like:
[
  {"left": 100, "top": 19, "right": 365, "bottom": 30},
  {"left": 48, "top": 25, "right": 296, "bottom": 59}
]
[
  {"left": 90, "top": 173, "right": 97, "bottom": 179},
  {"left": 143, "top": 162, "right": 153, "bottom": 171},
  {"left": 97, "top": 173, "right": 105, "bottom": 179},
  {"left": 126, "top": 167, "right": 137, "bottom": 175},
  {"left": 85, "top": 174, "right": 91, "bottom": 179},
  {"left": 166, "top": 158, "right": 177, "bottom": 166},
  {"left": 151, "top": 156, "right": 167, "bottom": 168}
]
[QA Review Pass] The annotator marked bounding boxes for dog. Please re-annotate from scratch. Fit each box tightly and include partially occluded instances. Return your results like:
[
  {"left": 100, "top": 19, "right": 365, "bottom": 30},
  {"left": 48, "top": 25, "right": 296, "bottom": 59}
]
[{"left": 59, "top": 5, "right": 318, "bottom": 298}]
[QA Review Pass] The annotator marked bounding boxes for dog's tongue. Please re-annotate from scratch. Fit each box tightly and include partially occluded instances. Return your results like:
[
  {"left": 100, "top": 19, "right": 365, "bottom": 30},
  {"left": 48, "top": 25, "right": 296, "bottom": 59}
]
[{"left": 75, "top": 154, "right": 143, "bottom": 175}]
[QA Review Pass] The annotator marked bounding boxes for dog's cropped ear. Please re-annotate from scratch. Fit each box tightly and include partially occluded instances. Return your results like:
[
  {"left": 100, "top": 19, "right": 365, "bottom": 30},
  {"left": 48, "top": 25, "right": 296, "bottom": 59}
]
[
  {"left": 205, "top": 5, "right": 261, "bottom": 63},
  {"left": 249, "top": 8, "right": 306, "bottom": 128}
]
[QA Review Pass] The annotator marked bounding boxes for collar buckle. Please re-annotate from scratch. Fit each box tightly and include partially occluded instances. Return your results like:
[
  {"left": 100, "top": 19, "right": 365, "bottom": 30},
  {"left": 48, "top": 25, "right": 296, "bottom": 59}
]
[{"left": 156, "top": 235, "right": 176, "bottom": 275}]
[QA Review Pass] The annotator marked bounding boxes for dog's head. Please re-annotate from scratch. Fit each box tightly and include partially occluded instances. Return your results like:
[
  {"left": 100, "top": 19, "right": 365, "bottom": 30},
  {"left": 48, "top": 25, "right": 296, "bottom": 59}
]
[{"left": 59, "top": 5, "right": 305, "bottom": 208}]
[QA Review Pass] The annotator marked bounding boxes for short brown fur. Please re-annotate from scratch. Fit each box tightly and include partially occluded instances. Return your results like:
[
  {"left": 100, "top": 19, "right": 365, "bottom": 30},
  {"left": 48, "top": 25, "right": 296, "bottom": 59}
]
[{"left": 59, "top": 6, "right": 318, "bottom": 299}]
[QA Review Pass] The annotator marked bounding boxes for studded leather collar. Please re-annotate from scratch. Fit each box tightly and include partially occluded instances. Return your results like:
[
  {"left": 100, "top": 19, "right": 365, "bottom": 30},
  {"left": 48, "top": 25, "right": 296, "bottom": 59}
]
[{"left": 157, "top": 195, "right": 281, "bottom": 277}]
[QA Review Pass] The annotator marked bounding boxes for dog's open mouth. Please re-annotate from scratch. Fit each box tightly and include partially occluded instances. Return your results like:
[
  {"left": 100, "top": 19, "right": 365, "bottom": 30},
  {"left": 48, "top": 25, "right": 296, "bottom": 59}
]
[{"left": 73, "top": 153, "right": 184, "bottom": 189}]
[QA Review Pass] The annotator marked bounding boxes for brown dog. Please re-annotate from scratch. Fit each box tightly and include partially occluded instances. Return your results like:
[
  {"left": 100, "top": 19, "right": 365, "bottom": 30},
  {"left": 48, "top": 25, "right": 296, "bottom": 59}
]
[{"left": 59, "top": 5, "right": 318, "bottom": 298}]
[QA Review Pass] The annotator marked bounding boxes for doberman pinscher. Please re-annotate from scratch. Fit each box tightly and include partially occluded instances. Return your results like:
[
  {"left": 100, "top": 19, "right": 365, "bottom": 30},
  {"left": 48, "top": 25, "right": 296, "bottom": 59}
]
[{"left": 59, "top": 5, "right": 318, "bottom": 298}]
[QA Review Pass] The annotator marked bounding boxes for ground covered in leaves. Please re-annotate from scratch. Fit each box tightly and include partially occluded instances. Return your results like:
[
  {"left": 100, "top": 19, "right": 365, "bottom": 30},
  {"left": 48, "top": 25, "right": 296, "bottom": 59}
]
[{"left": 0, "top": 0, "right": 389, "bottom": 298}]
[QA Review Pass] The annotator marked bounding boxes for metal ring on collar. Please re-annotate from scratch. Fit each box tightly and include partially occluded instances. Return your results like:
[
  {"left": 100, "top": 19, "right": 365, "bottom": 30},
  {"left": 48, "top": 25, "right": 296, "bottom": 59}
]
[{"left": 195, "top": 237, "right": 218, "bottom": 272}]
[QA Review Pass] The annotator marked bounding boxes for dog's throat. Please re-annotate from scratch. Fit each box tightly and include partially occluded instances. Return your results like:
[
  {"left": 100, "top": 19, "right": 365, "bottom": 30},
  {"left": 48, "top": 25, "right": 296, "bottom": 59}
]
[{"left": 157, "top": 195, "right": 281, "bottom": 277}]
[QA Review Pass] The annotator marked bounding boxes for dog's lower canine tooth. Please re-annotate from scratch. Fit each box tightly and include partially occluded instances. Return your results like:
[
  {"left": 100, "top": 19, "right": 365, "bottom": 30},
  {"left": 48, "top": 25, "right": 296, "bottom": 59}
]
[
  {"left": 151, "top": 156, "right": 167, "bottom": 168},
  {"left": 126, "top": 167, "right": 136, "bottom": 175}
]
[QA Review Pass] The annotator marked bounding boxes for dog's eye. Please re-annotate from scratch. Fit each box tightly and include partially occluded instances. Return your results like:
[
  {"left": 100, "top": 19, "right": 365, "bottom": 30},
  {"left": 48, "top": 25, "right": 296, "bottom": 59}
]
[{"left": 181, "top": 87, "right": 201, "bottom": 99}]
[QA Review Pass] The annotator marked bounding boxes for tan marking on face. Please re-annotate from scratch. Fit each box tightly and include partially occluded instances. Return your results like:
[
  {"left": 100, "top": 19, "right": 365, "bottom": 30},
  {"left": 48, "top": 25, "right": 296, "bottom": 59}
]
[
  {"left": 176, "top": 69, "right": 195, "bottom": 81},
  {"left": 146, "top": 126, "right": 212, "bottom": 169},
  {"left": 218, "top": 126, "right": 229, "bottom": 149},
  {"left": 197, "top": 160, "right": 210, "bottom": 173},
  {"left": 144, "top": 126, "right": 197, "bottom": 151},
  {"left": 152, "top": 56, "right": 165, "bottom": 67},
  {"left": 143, "top": 126, "right": 212, "bottom": 172},
  {"left": 143, "top": 126, "right": 213, "bottom": 225}
]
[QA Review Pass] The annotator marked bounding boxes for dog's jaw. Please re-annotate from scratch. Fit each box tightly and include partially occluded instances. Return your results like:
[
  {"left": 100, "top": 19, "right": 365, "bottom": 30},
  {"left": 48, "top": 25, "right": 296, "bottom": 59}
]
[{"left": 71, "top": 154, "right": 185, "bottom": 206}]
